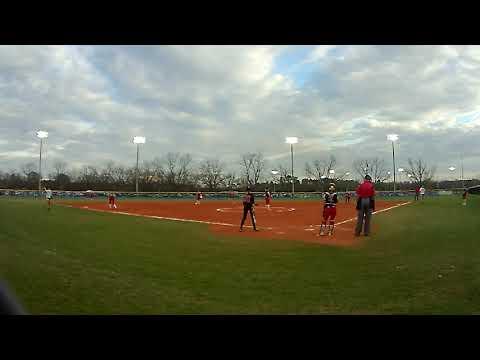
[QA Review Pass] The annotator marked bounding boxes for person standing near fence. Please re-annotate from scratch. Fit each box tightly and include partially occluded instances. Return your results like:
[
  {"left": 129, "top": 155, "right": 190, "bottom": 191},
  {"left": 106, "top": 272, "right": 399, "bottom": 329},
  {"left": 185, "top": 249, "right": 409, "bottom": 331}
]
[
  {"left": 44, "top": 187, "right": 53, "bottom": 211},
  {"left": 462, "top": 188, "right": 468, "bottom": 206},
  {"left": 354, "top": 175, "right": 376, "bottom": 237},
  {"left": 415, "top": 185, "right": 420, "bottom": 201},
  {"left": 420, "top": 185, "right": 426, "bottom": 200}
]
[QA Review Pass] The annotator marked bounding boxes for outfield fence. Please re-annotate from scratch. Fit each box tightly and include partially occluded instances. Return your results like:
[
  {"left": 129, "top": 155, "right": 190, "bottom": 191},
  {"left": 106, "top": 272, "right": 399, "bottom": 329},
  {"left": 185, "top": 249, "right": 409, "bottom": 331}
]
[{"left": 0, "top": 188, "right": 469, "bottom": 200}]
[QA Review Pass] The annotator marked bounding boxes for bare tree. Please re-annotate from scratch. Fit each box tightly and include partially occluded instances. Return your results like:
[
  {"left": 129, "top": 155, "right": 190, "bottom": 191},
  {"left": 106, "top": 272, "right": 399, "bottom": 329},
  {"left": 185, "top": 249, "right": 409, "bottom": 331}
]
[
  {"left": 198, "top": 159, "right": 225, "bottom": 191},
  {"left": 240, "top": 153, "right": 255, "bottom": 185},
  {"left": 305, "top": 156, "right": 336, "bottom": 180},
  {"left": 165, "top": 152, "right": 179, "bottom": 185},
  {"left": 150, "top": 157, "right": 165, "bottom": 183},
  {"left": 251, "top": 152, "right": 265, "bottom": 185},
  {"left": 163, "top": 152, "right": 193, "bottom": 189},
  {"left": 178, "top": 153, "right": 193, "bottom": 186},
  {"left": 240, "top": 152, "right": 264, "bottom": 185},
  {"left": 407, "top": 158, "right": 436, "bottom": 186},
  {"left": 21, "top": 162, "right": 37, "bottom": 177},
  {"left": 52, "top": 160, "right": 68, "bottom": 178},
  {"left": 353, "top": 158, "right": 390, "bottom": 183},
  {"left": 224, "top": 172, "right": 238, "bottom": 188}
]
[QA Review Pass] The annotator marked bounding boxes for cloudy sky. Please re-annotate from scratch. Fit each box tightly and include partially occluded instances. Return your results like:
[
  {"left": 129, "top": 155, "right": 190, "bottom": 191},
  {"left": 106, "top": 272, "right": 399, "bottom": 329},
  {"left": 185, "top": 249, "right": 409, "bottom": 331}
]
[{"left": 1, "top": 45, "right": 479, "bottom": 180}]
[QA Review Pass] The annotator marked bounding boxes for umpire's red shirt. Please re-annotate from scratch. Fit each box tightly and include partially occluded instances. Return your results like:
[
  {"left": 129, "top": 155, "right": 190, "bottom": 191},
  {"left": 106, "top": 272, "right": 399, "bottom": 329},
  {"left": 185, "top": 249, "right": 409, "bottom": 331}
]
[{"left": 356, "top": 181, "right": 375, "bottom": 198}]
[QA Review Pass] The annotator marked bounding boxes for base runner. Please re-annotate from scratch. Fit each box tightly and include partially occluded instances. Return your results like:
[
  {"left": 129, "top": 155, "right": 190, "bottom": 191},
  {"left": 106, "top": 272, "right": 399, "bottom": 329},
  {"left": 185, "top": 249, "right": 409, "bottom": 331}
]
[
  {"left": 44, "top": 187, "right": 53, "bottom": 211},
  {"left": 108, "top": 192, "right": 117, "bottom": 209},
  {"left": 319, "top": 183, "right": 338, "bottom": 236},
  {"left": 240, "top": 187, "right": 258, "bottom": 232},
  {"left": 264, "top": 187, "right": 272, "bottom": 210}
]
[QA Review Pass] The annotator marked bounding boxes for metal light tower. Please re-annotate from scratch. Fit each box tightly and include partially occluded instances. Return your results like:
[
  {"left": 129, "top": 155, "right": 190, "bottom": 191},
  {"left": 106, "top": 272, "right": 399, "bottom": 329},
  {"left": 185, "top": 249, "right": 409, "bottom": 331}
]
[
  {"left": 398, "top": 168, "right": 404, "bottom": 190},
  {"left": 343, "top": 172, "right": 350, "bottom": 192},
  {"left": 448, "top": 166, "right": 456, "bottom": 189},
  {"left": 271, "top": 170, "right": 279, "bottom": 193},
  {"left": 133, "top": 136, "right": 146, "bottom": 194},
  {"left": 36, "top": 131, "right": 48, "bottom": 193},
  {"left": 285, "top": 137, "right": 298, "bottom": 197},
  {"left": 387, "top": 134, "right": 399, "bottom": 192}
]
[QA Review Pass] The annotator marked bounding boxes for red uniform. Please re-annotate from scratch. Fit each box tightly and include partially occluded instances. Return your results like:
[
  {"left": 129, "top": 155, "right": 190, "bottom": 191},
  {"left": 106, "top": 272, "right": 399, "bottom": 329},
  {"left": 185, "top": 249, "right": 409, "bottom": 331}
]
[
  {"left": 323, "top": 192, "right": 338, "bottom": 221},
  {"left": 356, "top": 182, "right": 375, "bottom": 198},
  {"left": 265, "top": 190, "right": 272, "bottom": 205},
  {"left": 108, "top": 194, "right": 117, "bottom": 209}
]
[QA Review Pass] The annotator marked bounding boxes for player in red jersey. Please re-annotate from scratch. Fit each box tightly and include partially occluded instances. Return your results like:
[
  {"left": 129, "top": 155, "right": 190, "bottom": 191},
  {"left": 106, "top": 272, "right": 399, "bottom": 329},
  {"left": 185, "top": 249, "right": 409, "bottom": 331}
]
[
  {"left": 319, "top": 183, "right": 338, "bottom": 236},
  {"left": 264, "top": 188, "right": 272, "bottom": 210},
  {"left": 108, "top": 192, "right": 117, "bottom": 209},
  {"left": 462, "top": 188, "right": 468, "bottom": 206},
  {"left": 195, "top": 191, "right": 203, "bottom": 205}
]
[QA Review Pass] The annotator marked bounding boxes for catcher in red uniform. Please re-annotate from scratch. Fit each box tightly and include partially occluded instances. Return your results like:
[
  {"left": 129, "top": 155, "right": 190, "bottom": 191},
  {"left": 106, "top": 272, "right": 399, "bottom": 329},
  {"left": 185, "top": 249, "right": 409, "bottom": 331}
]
[{"left": 319, "top": 183, "right": 338, "bottom": 236}]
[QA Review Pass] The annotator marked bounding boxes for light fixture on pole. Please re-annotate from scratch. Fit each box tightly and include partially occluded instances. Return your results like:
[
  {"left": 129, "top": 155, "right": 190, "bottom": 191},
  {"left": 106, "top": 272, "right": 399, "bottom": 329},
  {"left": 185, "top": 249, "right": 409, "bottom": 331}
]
[
  {"left": 36, "top": 131, "right": 48, "bottom": 193},
  {"left": 285, "top": 137, "right": 298, "bottom": 197},
  {"left": 448, "top": 166, "right": 456, "bottom": 189},
  {"left": 460, "top": 154, "right": 465, "bottom": 188},
  {"left": 344, "top": 172, "right": 351, "bottom": 192},
  {"left": 133, "top": 136, "right": 146, "bottom": 194},
  {"left": 271, "top": 170, "right": 279, "bottom": 193},
  {"left": 398, "top": 168, "right": 404, "bottom": 190},
  {"left": 387, "top": 134, "right": 399, "bottom": 192}
]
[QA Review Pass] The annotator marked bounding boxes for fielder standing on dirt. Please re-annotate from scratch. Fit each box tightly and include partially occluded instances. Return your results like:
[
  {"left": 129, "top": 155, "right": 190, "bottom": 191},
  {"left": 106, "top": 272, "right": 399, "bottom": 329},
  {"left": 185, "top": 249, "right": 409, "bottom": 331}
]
[
  {"left": 355, "top": 175, "right": 376, "bottom": 237},
  {"left": 240, "top": 187, "right": 258, "bottom": 232}
]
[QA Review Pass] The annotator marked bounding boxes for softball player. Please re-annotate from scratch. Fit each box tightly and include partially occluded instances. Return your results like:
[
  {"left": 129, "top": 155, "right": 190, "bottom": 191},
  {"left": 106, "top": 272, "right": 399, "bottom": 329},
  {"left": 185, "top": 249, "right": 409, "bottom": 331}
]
[
  {"left": 108, "top": 192, "right": 117, "bottom": 209},
  {"left": 45, "top": 187, "right": 53, "bottom": 211},
  {"left": 319, "top": 183, "right": 338, "bottom": 236},
  {"left": 240, "top": 187, "right": 258, "bottom": 232},
  {"left": 264, "top": 188, "right": 272, "bottom": 210}
]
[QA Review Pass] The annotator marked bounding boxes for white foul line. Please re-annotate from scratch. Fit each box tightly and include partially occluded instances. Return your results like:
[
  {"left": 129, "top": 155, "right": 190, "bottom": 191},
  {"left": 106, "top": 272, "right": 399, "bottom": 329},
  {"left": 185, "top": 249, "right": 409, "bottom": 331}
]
[
  {"left": 62, "top": 205, "right": 273, "bottom": 230},
  {"left": 307, "top": 201, "right": 412, "bottom": 228},
  {"left": 335, "top": 201, "right": 411, "bottom": 226}
]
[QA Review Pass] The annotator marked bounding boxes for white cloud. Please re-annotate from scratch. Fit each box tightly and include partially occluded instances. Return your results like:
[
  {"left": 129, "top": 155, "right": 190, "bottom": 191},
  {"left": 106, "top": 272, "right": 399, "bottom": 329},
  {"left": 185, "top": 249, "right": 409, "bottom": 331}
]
[{"left": 0, "top": 45, "right": 480, "bottom": 179}]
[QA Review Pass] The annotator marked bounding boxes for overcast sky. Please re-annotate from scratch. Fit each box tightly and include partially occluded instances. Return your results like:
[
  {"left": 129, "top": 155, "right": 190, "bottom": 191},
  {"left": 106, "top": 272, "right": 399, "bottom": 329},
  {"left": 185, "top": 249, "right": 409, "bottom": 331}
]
[{"left": 1, "top": 45, "right": 479, "bottom": 180}]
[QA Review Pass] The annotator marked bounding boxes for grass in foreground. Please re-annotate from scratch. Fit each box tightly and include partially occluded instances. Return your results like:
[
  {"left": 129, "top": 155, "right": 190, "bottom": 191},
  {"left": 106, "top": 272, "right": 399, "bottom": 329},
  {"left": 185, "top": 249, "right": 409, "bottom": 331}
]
[{"left": 1, "top": 195, "right": 479, "bottom": 314}]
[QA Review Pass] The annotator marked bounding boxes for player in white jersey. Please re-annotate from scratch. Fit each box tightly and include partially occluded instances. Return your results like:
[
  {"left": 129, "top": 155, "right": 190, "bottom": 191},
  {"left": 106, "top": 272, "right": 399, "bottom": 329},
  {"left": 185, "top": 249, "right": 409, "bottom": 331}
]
[{"left": 44, "top": 187, "right": 53, "bottom": 211}]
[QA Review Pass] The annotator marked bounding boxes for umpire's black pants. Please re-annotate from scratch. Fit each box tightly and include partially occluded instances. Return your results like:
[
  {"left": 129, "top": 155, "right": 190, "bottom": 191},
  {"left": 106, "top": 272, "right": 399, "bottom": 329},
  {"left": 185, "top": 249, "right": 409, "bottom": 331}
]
[{"left": 240, "top": 205, "right": 257, "bottom": 230}]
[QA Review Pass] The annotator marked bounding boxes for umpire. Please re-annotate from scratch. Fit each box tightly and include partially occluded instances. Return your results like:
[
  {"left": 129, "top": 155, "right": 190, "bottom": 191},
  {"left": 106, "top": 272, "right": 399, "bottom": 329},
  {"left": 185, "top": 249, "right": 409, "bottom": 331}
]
[
  {"left": 355, "top": 175, "right": 376, "bottom": 237},
  {"left": 240, "top": 187, "right": 258, "bottom": 232}
]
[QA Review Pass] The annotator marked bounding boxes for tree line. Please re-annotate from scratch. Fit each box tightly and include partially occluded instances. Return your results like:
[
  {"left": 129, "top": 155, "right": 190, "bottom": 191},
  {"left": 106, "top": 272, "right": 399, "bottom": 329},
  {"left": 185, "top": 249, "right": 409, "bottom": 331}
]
[{"left": 1, "top": 151, "right": 467, "bottom": 192}]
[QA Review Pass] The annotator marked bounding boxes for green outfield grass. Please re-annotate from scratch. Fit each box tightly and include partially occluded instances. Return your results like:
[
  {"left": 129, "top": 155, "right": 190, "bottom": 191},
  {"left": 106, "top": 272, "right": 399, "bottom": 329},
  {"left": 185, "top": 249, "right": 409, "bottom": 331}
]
[{"left": 1, "top": 195, "right": 479, "bottom": 314}]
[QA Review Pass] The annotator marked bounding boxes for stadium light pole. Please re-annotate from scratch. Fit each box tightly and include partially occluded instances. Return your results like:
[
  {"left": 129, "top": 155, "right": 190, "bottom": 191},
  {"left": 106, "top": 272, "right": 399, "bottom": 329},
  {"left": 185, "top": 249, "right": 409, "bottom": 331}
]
[
  {"left": 343, "top": 172, "right": 350, "bottom": 192},
  {"left": 36, "top": 131, "right": 48, "bottom": 193},
  {"left": 387, "top": 134, "right": 399, "bottom": 192},
  {"left": 448, "top": 166, "right": 456, "bottom": 189},
  {"left": 398, "top": 168, "right": 404, "bottom": 190},
  {"left": 271, "top": 170, "right": 279, "bottom": 193},
  {"left": 133, "top": 136, "right": 146, "bottom": 194},
  {"left": 285, "top": 137, "right": 298, "bottom": 197},
  {"left": 461, "top": 154, "right": 464, "bottom": 188}
]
